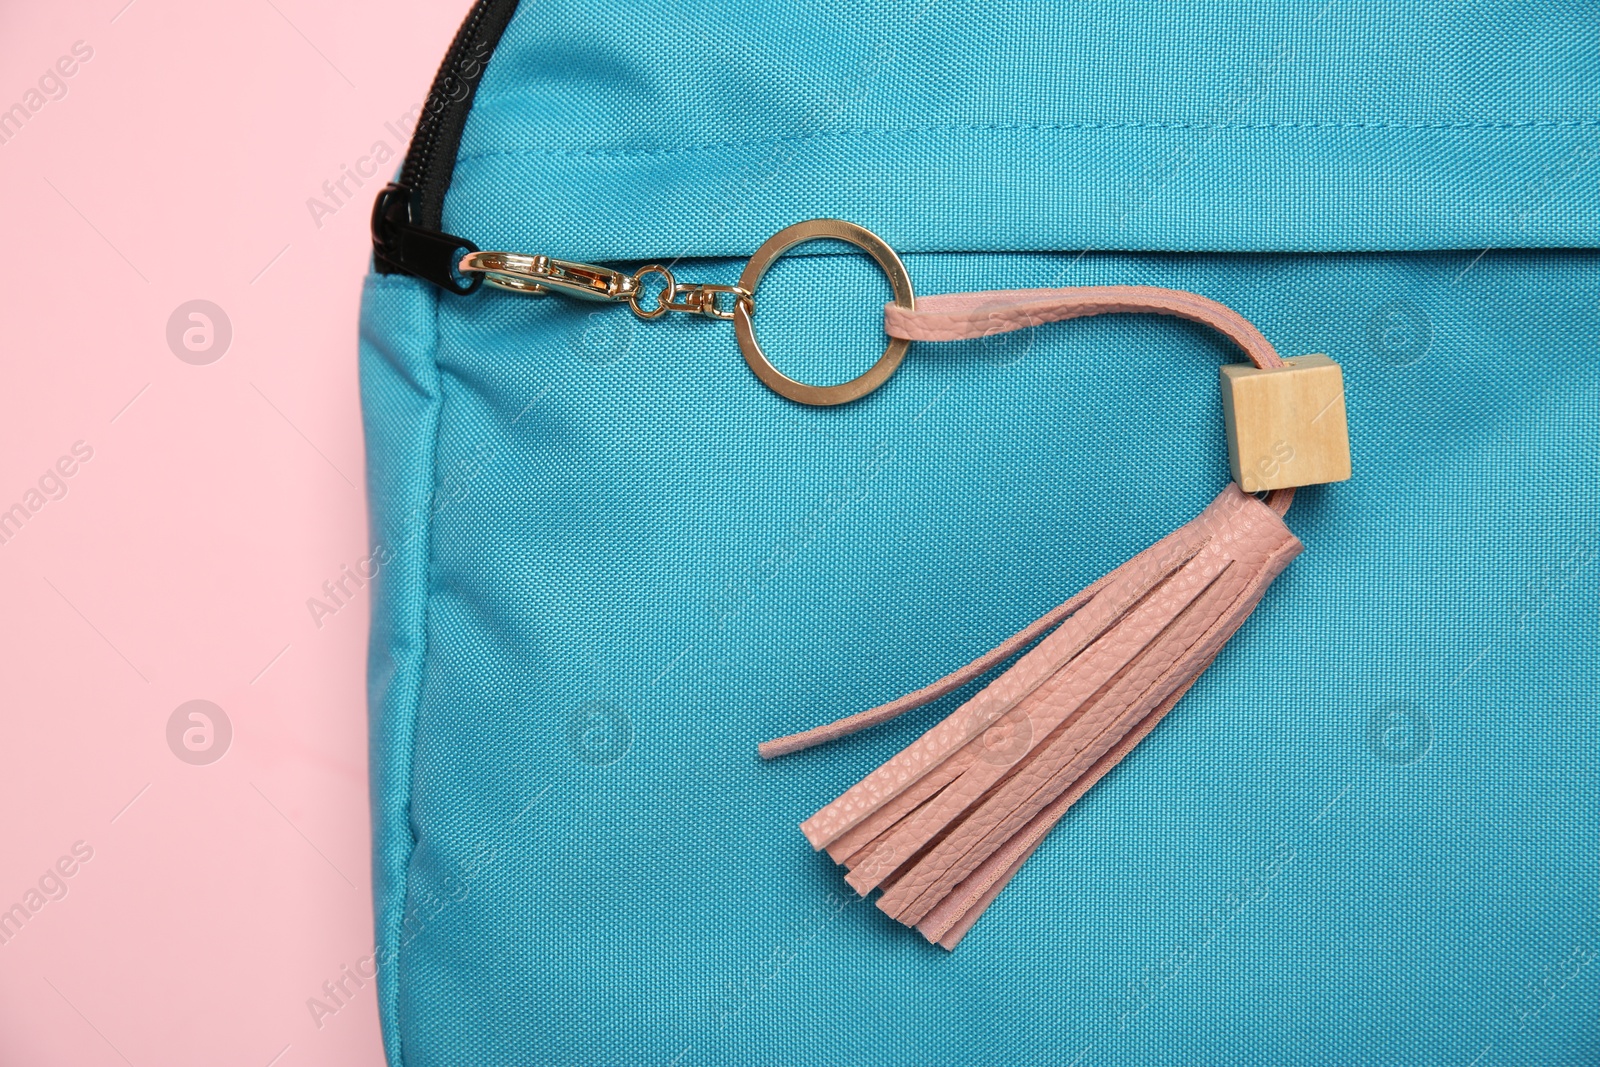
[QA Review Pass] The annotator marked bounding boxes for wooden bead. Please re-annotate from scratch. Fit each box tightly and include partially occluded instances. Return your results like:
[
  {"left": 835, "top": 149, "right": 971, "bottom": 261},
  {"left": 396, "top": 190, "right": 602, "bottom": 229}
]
[{"left": 1219, "top": 354, "right": 1351, "bottom": 492}]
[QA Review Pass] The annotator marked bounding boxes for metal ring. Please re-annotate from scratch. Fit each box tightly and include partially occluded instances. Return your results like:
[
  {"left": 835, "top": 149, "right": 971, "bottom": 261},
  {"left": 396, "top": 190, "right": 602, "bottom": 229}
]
[
  {"left": 666, "top": 283, "right": 755, "bottom": 321},
  {"left": 629, "top": 264, "right": 677, "bottom": 320},
  {"left": 734, "top": 219, "right": 915, "bottom": 406}
]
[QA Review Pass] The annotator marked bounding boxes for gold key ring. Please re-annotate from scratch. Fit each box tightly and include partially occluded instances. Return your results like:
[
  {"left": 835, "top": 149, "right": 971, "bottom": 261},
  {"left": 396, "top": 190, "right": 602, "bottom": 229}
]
[
  {"left": 732, "top": 219, "right": 916, "bottom": 407},
  {"left": 457, "top": 218, "right": 915, "bottom": 406}
]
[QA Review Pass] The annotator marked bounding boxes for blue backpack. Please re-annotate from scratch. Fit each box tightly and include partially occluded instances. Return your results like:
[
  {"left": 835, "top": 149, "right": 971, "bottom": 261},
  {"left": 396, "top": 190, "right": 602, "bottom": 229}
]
[{"left": 361, "top": 2, "right": 1598, "bottom": 1064}]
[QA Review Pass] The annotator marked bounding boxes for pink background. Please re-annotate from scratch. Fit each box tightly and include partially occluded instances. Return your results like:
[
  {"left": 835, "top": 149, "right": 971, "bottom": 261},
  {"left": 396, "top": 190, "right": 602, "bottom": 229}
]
[{"left": 0, "top": 2, "right": 474, "bottom": 1063}]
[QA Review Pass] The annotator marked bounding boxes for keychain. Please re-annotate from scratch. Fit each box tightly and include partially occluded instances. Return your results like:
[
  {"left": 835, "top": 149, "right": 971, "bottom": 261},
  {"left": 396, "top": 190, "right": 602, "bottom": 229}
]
[{"left": 462, "top": 218, "right": 1352, "bottom": 948}]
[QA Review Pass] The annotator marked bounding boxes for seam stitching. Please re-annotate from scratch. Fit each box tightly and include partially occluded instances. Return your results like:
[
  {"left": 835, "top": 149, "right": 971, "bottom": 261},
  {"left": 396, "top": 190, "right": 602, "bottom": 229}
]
[
  {"left": 384, "top": 281, "right": 444, "bottom": 1067},
  {"left": 453, "top": 116, "right": 1600, "bottom": 162}
]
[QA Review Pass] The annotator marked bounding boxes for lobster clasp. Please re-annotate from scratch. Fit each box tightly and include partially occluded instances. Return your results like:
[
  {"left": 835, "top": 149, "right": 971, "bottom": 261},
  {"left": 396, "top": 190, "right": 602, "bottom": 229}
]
[
  {"left": 457, "top": 252, "right": 752, "bottom": 323},
  {"left": 457, "top": 251, "right": 639, "bottom": 301}
]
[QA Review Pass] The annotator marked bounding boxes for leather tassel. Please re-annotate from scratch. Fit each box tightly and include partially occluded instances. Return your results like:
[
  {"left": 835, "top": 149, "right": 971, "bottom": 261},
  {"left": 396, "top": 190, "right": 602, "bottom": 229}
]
[{"left": 761, "top": 483, "right": 1302, "bottom": 948}]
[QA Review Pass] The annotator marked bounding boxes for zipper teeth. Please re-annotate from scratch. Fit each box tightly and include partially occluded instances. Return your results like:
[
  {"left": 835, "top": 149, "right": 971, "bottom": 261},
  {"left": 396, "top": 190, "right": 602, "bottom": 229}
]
[
  {"left": 399, "top": 0, "right": 492, "bottom": 194},
  {"left": 399, "top": 0, "right": 518, "bottom": 230}
]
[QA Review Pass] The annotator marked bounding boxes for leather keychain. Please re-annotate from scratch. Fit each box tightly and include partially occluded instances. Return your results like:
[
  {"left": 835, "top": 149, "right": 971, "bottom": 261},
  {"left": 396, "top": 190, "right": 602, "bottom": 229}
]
[{"left": 457, "top": 217, "right": 1352, "bottom": 948}]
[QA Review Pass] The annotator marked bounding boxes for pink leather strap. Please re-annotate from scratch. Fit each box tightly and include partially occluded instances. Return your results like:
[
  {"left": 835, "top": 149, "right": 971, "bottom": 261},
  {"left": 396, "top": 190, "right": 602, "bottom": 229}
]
[
  {"left": 883, "top": 283, "right": 1296, "bottom": 522},
  {"left": 884, "top": 286, "right": 1284, "bottom": 370}
]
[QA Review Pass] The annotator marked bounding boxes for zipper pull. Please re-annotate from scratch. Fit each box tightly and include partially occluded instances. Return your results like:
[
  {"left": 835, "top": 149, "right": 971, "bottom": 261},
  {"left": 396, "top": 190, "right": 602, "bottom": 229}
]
[
  {"left": 458, "top": 251, "right": 636, "bottom": 301},
  {"left": 370, "top": 183, "right": 483, "bottom": 294}
]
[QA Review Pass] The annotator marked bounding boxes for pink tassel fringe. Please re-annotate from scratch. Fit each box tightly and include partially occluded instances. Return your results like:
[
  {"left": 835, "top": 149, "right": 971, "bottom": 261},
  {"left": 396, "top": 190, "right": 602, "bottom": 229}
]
[{"left": 762, "top": 484, "right": 1301, "bottom": 948}]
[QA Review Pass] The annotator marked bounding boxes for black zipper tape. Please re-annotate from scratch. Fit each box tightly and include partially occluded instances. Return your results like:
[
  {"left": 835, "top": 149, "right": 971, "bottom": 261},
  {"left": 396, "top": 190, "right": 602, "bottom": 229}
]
[{"left": 372, "top": 0, "right": 521, "bottom": 292}]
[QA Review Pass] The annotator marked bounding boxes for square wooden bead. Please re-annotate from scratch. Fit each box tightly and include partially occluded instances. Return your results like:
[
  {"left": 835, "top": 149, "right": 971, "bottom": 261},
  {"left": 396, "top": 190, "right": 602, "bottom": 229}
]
[{"left": 1219, "top": 354, "right": 1351, "bottom": 492}]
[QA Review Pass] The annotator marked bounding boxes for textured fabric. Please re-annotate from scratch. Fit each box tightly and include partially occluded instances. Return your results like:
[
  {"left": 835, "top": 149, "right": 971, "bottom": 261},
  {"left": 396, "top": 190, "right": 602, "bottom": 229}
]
[
  {"left": 360, "top": 3, "right": 1599, "bottom": 1065},
  {"left": 446, "top": 1, "right": 1598, "bottom": 258}
]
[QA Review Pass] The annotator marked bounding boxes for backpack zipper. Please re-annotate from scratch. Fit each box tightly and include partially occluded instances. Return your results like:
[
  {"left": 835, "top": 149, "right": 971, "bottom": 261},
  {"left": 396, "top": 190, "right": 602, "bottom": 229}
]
[{"left": 371, "top": 0, "right": 522, "bottom": 293}]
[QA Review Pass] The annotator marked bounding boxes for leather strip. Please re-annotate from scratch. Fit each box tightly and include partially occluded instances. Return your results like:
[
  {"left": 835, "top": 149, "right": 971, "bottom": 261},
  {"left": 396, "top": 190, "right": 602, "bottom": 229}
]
[
  {"left": 758, "top": 577, "right": 1109, "bottom": 760},
  {"left": 786, "top": 484, "right": 1302, "bottom": 947},
  {"left": 799, "top": 523, "right": 1211, "bottom": 850},
  {"left": 843, "top": 550, "right": 1233, "bottom": 898},
  {"left": 922, "top": 527, "right": 1303, "bottom": 948},
  {"left": 882, "top": 286, "right": 1284, "bottom": 369}
]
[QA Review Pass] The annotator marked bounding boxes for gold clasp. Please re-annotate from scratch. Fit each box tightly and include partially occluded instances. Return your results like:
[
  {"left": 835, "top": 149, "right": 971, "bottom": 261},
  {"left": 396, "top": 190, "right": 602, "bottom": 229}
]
[
  {"left": 456, "top": 251, "right": 638, "bottom": 300},
  {"left": 455, "top": 219, "right": 912, "bottom": 406},
  {"left": 457, "top": 253, "right": 752, "bottom": 321}
]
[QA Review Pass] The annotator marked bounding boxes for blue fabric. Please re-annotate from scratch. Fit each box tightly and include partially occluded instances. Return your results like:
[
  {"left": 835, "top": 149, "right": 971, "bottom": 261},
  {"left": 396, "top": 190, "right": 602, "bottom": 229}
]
[
  {"left": 361, "top": 4, "right": 1599, "bottom": 1065},
  {"left": 447, "top": 0, "right": 1599, "bottom": 258}
]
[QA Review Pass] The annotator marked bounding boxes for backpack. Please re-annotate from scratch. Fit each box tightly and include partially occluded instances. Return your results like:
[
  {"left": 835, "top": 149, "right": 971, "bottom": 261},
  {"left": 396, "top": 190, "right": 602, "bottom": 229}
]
[{"left": 360, "top": 3, "right": 1598, "bottom": 1063}]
